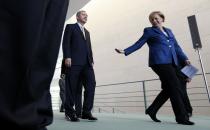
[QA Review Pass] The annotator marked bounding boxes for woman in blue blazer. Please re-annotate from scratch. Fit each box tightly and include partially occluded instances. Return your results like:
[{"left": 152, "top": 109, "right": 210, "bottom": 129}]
[{"left": 116, "top": 11, "right": 194, "bottom": 125}]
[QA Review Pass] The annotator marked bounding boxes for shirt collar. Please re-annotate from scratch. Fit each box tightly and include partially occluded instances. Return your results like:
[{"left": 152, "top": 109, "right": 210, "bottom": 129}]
[{"left": 77, "top": 22, "right": 84, "bottom": 29}]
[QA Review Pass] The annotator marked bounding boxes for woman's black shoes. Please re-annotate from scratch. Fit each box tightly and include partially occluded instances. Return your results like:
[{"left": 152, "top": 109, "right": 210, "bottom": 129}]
[{"left": 145, "top": 109, "right": 161, "bottom": 122}]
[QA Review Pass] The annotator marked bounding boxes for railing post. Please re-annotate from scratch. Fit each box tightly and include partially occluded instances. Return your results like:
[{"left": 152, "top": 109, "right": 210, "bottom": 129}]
[
  {"left": 98, "top": 108, "right": 101, "bottom": 113},
  {"left": 112, "top": 108, "right": 115, "bottom": 113},
  {"left": 142, "top": 81, "right": 147, "bottom": 110},
  {"left": 197, "top": 49, "right": 210, "bottom": 103}
]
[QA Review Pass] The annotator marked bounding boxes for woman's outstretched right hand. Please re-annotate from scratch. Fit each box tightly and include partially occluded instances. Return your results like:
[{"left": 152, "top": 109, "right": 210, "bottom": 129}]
[{"left": 115, "top": 48, "right": 125, "bottom": 54}]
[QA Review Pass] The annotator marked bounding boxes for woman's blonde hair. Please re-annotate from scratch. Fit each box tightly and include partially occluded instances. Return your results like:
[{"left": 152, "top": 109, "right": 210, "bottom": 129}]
[{"left": 149, "top": 11, "right": 165, "bottom": 22}]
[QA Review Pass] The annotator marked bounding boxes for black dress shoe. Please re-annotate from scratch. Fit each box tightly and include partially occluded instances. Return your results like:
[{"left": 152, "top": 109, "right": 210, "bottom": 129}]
[
  {"left": 82, "top": 113, "right": 98, "bottom": 120},
  {"left": 60, "top": 108, "right": 65, "bottom": 112},
  {"left": 145, "top": 109, "right": 161, "bottom": 122},
  {"left": 38, "top": 127, "right": 47, "bottom": 130},
  {"left": 177, "top": 120, "right": 194, "bottom": 125},
  {"left": 76, "top": 114, "right": 82, "bottom": 118},
  {"left": 65, "top": 113, "right": 80, "bottom": 122},
  {"left": 60, "top": 105, "right": 65, "bottom": 112}
]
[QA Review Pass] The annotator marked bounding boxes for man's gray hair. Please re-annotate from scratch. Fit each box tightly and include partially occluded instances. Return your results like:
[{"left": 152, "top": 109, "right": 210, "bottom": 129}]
[{"left": 76, "top": 10, "right": 86, "bottom": 17}]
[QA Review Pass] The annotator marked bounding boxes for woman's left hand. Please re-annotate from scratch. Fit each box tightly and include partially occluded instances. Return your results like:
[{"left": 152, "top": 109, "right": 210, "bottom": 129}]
[
  {"left": 185, "top": 60, "right": 191, "bottom": 65},
  {"left": 186, "top": 78, "right": 191, "bottom": 83}
]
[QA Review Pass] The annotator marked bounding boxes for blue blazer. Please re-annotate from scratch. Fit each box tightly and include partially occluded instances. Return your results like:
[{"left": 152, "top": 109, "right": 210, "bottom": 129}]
[
  {"left": 62, "top": 23, "right": 94, "bottom": 65},
  {"left": 124, "top": 26, "right": 188, "bottom": 66}
]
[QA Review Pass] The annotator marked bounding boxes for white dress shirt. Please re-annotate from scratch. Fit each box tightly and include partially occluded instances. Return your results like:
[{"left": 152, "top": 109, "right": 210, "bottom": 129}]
[{"left": 77, "top": 22, "right": 86, "bottom": 39}]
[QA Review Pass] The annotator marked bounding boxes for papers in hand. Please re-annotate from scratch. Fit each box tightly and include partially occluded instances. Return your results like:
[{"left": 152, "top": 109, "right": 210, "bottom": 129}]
[{"left": 181, "top": 65, "right": 198, "bottom": 78}]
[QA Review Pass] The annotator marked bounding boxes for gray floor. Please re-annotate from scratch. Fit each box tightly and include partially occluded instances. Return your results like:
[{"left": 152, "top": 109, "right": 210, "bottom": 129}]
[{"left": 48, "top": 112, "right": 210, "bottom": 130}]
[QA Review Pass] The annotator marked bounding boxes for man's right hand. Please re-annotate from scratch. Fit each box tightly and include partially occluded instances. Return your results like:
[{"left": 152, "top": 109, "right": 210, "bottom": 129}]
[{"left": 65, "top": 58, "right": 71, "bottom": 67}]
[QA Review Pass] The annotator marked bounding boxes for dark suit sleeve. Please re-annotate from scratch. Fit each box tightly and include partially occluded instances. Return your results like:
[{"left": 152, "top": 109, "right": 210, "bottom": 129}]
[
  {"left": 89, "top": 34, "right": 94, "bottom": 64},
  {"left": 124, "top": 28, "right": 149, "bottom": 56},
  {"left": 62, "top": 24, "right": 72, "bottom": 58},
  {"left": 85, "top": 30, "right": 94, "bottom": 64}
]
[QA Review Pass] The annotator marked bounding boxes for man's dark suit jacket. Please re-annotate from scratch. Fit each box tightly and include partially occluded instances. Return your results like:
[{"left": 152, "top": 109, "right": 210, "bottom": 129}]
[{"left": 62, "top": 23, "right": 94, "bottom": 65}]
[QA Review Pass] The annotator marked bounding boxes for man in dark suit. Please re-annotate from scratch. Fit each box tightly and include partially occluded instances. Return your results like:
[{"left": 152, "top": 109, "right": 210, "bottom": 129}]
[
  {"left": 62, "top": 10, "right": 97, "bottom": 122},
  {"left": 59, "top": 59, "right": 67, "bottom": 112},
  {"left": 0, "top": 0, "right": 69, "bottom": 130},
  {"left": 59, "top": 59, "right": 84, "bottom": 114}
]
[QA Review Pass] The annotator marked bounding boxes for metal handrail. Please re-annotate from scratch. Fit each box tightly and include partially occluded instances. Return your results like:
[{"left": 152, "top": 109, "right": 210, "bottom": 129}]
[
  {"left": 51, "top": 72, "right": 210, "bottom": 114},
  {"left": 93, "top": 73, "right": 210, "bottom": 113},
  {"left": 96, "top": 73, "right": 210, "bottom": 87}
]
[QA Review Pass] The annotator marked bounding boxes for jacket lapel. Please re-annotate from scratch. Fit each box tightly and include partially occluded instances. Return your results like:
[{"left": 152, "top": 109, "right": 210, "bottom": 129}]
[
  {"left": 84, "top": 28, "right": 89, "bottom": 40},
  {"left": 75, "top": 23, "right": 86, "bottom": 40},
  {"left": 152, "top": 26, "right": 171, "bottom": 38},
  {"left": 152, "top": 26, "right": 164, "bottom": 35},
  {"left": 163, "top": 27, "right": 173, "bottom": 38}
]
